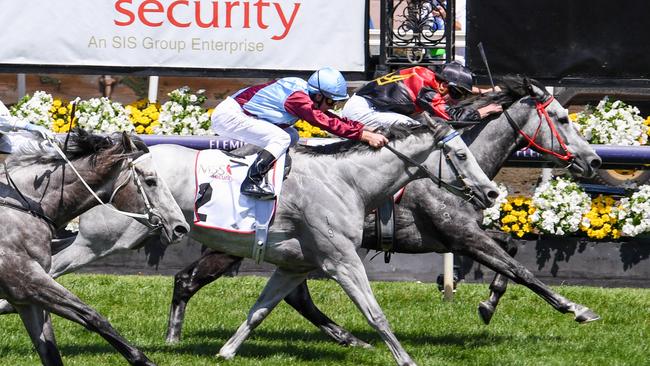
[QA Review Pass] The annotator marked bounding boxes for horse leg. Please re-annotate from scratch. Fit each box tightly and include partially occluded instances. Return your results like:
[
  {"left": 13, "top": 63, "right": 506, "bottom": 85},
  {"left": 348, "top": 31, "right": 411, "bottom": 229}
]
[
  {"left": 14, "top": 304, "right": 62, "bottom": 366},
  {"left": 7, "top": 267, "right": 156, "bottom": 366},
  {"left": 49, "top": 214, "right": 152, "bottom": 278},
  {"left": 218, "top": 268, "right": 308, "bottom": 360},
  {"left": 478, "top": 232, "right": 518, "bottom": 325},
  {"left": 166, "top": 250, "right": 243, "bottom": 343},
  {"left": 460, "top": 234, "right": 599, "bottom": 323},
  {"left": 284, "top": 280, "right": 372, "bottom": 348},
  {"left": 323, "top": 256, "right": 416, "bottom": 366},
  {"left": 164, "top": 247, "right": 370, "bottom": 348}
]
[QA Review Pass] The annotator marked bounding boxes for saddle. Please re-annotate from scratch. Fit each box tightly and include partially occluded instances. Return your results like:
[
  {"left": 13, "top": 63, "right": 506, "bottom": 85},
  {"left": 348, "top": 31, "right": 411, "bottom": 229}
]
[{"left": 193, "top": 150, "right": 288, "bottom": 235}]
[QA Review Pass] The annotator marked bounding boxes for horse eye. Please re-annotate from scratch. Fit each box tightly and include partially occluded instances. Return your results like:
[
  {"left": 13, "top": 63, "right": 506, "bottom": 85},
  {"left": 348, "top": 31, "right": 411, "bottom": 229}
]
[
  {"left": 145, "top": 178, "right": 157, "bottom": 187},
  {"left": 456, "top": 152, "right": 468, "bottom": 160}
]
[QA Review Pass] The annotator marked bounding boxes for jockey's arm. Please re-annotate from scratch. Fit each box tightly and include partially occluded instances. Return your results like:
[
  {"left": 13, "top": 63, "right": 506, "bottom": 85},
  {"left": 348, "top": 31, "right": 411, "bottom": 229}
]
[
  {"left": 473, "top": 85, "right": 502, "bottom": 95},
  {"left": 416, "top": 88, "right": 451, "bottom": 120},
  {"left": 284, "top": 91, "right": 365, "bottom": 140}
]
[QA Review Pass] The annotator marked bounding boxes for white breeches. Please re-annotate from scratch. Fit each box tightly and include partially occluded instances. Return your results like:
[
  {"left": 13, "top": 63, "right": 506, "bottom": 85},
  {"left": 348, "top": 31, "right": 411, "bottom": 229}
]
[
  {"left": 341, "top": 94, "right": 421, "bottom": 131},
  {"left": 211, "top": 97, "right": 299, "bottom": 159}
]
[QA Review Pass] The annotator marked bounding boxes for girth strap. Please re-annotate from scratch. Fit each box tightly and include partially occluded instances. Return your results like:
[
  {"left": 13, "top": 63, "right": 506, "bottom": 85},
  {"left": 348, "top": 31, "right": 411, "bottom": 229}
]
[{"left": 375, "top": 199, "right": 396, "bottom": 263}]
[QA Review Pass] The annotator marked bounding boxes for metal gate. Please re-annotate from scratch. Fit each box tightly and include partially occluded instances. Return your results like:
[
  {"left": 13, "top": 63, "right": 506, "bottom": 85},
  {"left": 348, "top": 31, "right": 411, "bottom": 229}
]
[{"left": 377, "top": 0, "right": 454, "bottom": 75}]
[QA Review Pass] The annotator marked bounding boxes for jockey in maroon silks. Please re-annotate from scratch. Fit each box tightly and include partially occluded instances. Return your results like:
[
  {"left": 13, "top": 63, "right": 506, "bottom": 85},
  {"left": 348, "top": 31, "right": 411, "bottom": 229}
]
[
  {"left": 342, "top": 62, "right": 503, "bottom": 130},
  {"left": 211, "top": 67, "right": 388, "bottom": 200}
]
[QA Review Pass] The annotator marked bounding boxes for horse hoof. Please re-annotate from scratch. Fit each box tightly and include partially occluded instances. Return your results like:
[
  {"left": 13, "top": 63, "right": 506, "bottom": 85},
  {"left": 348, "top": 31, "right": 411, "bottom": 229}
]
[
  {"left": 478, "top": 301, "right": 495, "bottom": 325},
  {"left": 165, "top": 335, "right": 180, "bottom": 344},
  {"left": 349, "top": 338, "right": 373, "bottom": 349},
  {"left": 574, "top": 307, "right": 600, "bottom": 323},
  {"left": 217, "top": 352, "right": 235, "bottom": 360}
]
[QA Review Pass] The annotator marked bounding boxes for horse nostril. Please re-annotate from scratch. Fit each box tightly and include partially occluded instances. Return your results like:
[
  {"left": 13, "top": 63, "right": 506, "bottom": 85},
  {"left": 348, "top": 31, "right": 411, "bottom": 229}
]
[
  {"left": 487, "top": 190, "right": 500, "bottom": 200},
  {"left": 590, "top": 158, "right": 602, "bottom": 169},
  {"left": 174, "top": 224, "right": 189, "bottom": 236}
]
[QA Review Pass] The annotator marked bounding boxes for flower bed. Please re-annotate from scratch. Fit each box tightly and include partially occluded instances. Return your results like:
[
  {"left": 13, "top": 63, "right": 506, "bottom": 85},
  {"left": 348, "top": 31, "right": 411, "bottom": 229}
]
[{"left": 8, "top": 92, "right": 650, "bottom": 239}]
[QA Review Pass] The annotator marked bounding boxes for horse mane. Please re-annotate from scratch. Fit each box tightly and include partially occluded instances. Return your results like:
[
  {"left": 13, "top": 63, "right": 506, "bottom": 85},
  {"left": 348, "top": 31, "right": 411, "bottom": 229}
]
[
  {"left": 451, "top": 74, "right": 550, "bottom": 114},
  {"left": 294, "top": 121, "right": 452, "bottom": 157},
  {"left": 7, "top": 129, "right": 147, "bottom": 170}
]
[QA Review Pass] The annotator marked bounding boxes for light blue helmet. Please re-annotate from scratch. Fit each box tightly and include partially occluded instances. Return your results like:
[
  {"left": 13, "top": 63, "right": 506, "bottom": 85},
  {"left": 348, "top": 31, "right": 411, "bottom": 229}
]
[{"left": 307, "top": 67, "right": 349, "bottom": 101}]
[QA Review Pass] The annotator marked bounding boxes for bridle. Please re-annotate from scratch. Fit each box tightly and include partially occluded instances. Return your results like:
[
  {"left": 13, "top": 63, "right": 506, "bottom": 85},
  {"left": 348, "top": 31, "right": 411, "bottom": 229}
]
[
  {"left": 48, "top": 141, "right": 163, "bottom": 228},
  {"left": 383, "top": 130, "right": 481, "bottom": 204},
  {"left": 503, "top": 95, "right": 575, "bottom": 167},
  {"left": 0, "top": 141, "right": 162, "bottom": 231}
]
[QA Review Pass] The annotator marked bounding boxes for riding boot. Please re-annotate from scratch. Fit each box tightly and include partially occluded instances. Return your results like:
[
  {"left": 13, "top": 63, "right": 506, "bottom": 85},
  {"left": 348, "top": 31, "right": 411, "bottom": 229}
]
[{"left": 241, "top": 150, "right": 277, "bottom": 200}]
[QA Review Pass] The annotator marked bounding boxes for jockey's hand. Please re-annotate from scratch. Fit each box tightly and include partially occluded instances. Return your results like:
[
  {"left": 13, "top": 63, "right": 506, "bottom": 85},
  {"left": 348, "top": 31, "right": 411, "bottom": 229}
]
[
  {"left": 478, "top": 103, "right": 503, "bottom": 118},
  {"left": 361, "top": 130, "right": 389, "bottom": 148}
]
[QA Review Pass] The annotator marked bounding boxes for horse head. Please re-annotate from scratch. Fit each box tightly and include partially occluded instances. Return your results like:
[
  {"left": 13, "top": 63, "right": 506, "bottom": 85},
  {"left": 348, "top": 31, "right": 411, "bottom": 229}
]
[
  {"left": 501, "top": 76, "right": 601, "bottom": 178},
  {"left": 412, "top": 113, "right": 500, "bottom": 209},
  {"left": 107, "top": 132, "right": 190, "bottom": 245}
]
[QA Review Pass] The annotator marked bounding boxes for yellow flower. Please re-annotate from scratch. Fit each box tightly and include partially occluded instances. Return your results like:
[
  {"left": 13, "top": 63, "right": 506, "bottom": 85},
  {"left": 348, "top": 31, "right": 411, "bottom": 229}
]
[
  {"left": 569, "top": 113, "right": 578, "bottom": 121},
  {"left": 135, "top": 125, "right": 145, "bottom": 134}
]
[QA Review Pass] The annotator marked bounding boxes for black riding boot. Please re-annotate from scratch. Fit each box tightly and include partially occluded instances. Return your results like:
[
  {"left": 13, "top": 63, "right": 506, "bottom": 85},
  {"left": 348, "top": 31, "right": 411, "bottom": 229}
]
[{"left": 241, "top": 150, "right": 277, "bottom": 200}]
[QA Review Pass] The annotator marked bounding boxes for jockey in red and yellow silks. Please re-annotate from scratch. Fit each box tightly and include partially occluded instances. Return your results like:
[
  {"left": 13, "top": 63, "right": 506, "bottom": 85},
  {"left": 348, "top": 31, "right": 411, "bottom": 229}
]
[
  {"left": 342, "top": 63, "right": 503, "bottom": 131},
  {"left": 355, "top": 66, "right": 451, "bottom": 119}
]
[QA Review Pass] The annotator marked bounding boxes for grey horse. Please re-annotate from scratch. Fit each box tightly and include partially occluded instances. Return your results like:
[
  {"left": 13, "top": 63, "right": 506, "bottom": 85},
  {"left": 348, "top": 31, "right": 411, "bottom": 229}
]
[
  {"left": 0, "top": 131, "right": 189, "bottom": 366},
  {"left": 18, "top": 118, "right": 498, "bottom": 366},
  {"left": 159, "top": 76, "right": 602, "bottom": 345},
  {"left": 161, "top": 76, "right": 604, "bottom": 345}
]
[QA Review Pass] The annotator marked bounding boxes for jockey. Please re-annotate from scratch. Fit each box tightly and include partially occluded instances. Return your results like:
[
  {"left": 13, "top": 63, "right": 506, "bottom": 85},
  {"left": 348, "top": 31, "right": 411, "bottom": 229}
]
[
  {"left": 342, "top": 62, "right": 503, "bottom": 130},
  {"left": 0, "top": 99, "right": 54, "bottom": 154},
  {"left": 211, "top": 67, "right": 388, "bottom": 200}
]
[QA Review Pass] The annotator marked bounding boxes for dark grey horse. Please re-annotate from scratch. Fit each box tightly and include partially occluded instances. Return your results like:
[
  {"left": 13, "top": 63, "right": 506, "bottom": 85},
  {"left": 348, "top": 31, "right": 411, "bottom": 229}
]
[
  {"left": 0, "top": 131, "right": 189, "bottom": 366},
  {"left": 161, "top": 76, "right": 603, "bottom": 345}
]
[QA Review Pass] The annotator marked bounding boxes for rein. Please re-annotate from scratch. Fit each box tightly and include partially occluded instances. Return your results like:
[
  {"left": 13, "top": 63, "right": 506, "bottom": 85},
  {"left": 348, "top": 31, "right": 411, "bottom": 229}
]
[
  {"left": 383, "top": 130, "right": 476, "bottom": 202},
  {"left": 503, "top": 96, "right": 574, "bottom": 164},
  {"left": 48, "top": 141, "right": 160, "bottom": 226}
]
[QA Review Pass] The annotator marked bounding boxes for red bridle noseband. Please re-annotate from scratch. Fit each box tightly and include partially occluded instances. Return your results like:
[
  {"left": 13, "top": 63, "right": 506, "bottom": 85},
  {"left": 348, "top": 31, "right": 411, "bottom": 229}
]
[{"left": 505, "top": 96, "right": 574, "bottom": 162}]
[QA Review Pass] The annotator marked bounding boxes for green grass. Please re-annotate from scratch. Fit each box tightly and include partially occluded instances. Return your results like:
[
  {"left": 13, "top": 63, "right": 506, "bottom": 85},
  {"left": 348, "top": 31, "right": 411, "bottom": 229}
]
[{"left": 0, "top": 274, "right": 648, "bottom": 366}]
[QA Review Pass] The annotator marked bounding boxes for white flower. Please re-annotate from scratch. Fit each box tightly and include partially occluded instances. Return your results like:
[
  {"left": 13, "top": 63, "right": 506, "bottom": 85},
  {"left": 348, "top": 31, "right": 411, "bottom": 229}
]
[
  {"left": 612, "top": 185, "right": 650, "bottom": 236},
  {"left": 531, "top": 176, "right": 591, "bottom": 235},
  {"left": 573, "top": 97, "right": 649, "bottom": 146},
  {"left": 10, "top": 91, "right": 54, "bottom": 129},
  {"left": 153, "top": 87, "right": 212, "bottom": 135},
  {"left": 482, "top": 183, "right": 509, "bottom": 227},
  {"left": 74, "top": 97, "right": 133, "bottom": 133}
]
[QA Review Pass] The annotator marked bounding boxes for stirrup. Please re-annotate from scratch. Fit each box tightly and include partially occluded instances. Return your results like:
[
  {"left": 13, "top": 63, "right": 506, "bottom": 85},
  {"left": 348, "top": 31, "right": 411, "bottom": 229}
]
[{"left": 241, "top": 182, "right": 275, "bottom": 200}]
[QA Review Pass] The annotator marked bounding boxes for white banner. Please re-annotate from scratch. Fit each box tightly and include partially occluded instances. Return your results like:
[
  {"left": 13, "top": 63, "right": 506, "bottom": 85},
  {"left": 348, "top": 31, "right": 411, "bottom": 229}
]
[{"left": 0, "top": 0, "right": 366, "bottom": 72}]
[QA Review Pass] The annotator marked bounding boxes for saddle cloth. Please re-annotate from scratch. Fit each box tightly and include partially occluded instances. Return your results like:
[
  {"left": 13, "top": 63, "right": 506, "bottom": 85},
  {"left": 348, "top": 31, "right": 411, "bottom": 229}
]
[{"left": 193, "top": 150, "right": 286, "bottom": 234}]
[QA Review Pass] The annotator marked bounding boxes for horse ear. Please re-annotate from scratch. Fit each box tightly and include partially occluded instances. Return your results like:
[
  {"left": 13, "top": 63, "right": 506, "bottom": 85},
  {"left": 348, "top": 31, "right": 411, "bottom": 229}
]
[
  {"left": 523, "top": 77, "right": 536, "bottom": 98},
  {"left": 121, "top": 132, "right": 137, "bottom": 153}
]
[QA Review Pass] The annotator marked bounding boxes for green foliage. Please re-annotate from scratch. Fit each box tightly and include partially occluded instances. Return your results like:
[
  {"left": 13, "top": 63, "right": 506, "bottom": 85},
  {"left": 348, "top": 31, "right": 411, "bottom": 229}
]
[{"left": 0, "top": 275, "right": 648, "bottom": 365}]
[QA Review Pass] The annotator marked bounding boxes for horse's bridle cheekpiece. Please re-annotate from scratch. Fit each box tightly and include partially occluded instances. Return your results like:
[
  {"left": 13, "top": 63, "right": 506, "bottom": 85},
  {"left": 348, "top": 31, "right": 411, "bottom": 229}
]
[
  {"left": 49, "top": 140, "right": 164, "bottom": 229},
  {"left": 504, "top": 95, "right": 575, "bottom": 168},
  {"left": 383, "top": 130, "right": 479, "bottom": 204}
]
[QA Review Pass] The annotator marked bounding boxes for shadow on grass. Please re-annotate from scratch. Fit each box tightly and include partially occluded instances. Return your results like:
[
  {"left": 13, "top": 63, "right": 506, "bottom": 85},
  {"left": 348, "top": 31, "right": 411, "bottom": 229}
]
[{"left": 1, "top": 328, "right": 563, "bottom": 360}]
